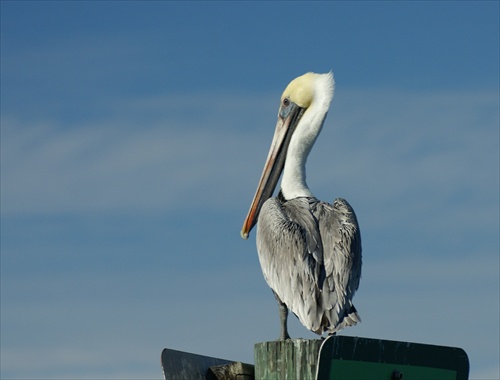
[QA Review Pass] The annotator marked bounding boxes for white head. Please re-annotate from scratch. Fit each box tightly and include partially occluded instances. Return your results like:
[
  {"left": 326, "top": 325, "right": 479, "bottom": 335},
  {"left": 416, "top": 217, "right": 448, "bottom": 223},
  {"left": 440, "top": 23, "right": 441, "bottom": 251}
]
[
  {"left": 241, "top": 72, "right": 334, "bottom": 238},
  {"left": 279, "top": 72, "right": 334, "bottom": 199}
]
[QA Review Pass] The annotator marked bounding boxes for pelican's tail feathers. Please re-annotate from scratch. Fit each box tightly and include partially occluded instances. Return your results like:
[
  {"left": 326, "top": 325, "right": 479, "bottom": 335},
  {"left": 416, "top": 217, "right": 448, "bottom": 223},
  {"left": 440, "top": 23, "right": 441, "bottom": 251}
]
[{"left": 327, "top": 304, "right": 361, "bottom": 334}]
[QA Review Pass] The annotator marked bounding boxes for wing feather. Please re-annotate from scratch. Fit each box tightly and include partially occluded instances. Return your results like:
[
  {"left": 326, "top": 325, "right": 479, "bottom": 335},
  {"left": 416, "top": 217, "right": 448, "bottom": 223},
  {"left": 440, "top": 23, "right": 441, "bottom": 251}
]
[
  {"left": 313, "top": 198, "right": 362, "bottom": 332},
  {"left": 256, "top": 197, "right": 324, "bottom": 331}
]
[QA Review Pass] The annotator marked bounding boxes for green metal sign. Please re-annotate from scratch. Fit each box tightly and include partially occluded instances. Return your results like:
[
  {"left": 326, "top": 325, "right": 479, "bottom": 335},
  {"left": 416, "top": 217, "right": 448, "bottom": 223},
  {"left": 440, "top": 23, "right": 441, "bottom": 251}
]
[{"left": 316, "top": 336, "right": 469, "bottom": 380}]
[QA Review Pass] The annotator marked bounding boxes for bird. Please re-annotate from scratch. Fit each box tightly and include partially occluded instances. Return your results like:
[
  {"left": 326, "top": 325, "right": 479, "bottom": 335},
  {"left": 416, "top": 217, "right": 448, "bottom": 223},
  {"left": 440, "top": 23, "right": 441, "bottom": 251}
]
[{"left": 240, "top": 72, "right": 362, "bottom": 340}]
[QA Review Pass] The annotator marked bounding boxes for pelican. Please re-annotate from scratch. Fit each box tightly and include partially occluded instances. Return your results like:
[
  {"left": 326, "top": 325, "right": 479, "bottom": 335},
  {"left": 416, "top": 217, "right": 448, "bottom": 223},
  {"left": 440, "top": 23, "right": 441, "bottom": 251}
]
[{"left": 241, "top": 72, "right": 362, "bottom": 340}]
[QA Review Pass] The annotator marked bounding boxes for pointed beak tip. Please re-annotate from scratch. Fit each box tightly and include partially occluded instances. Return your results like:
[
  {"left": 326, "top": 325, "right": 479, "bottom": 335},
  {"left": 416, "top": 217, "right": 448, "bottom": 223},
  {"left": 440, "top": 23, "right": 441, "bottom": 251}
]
[{"left": 240, "top": 230, "right": 249, "bottom": 240}]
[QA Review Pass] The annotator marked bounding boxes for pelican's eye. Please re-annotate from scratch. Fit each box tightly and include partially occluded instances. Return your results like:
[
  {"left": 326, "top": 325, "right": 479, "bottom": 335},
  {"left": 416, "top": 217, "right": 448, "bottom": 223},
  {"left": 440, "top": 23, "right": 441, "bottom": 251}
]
[{"left": 282, "top": 97, "right": 290, "bottom": 107}]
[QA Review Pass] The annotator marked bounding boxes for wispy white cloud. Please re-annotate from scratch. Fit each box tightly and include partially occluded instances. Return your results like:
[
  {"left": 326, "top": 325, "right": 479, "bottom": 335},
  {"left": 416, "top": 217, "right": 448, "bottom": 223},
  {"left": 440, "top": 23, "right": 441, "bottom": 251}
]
[
  {"left": 1, "top": 93, "right": 275, "bottom": 215},
  {"left": 3, "top": 88, "right": 497, "bottom": 217}
]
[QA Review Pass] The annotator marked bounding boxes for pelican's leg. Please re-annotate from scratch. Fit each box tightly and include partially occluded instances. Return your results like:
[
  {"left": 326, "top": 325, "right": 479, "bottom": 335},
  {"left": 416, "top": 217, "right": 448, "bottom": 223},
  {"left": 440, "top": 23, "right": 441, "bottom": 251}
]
[{"left": 273, "top": 291, "right": 291, "bottom": 341}]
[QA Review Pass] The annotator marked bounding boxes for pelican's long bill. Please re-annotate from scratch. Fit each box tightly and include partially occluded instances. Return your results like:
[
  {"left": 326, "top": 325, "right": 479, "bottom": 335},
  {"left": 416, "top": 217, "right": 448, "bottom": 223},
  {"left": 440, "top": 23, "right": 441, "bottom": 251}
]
[{"left": 241, "top": 101, "right": 304, "bottom": 239}]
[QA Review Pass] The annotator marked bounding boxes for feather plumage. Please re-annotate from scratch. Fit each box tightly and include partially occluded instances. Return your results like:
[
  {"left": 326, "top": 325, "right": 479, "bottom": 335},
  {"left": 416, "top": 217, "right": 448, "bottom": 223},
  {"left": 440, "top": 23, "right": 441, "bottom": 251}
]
[{"left": 257, "top": 196, "right": 361, "bottom": 334}]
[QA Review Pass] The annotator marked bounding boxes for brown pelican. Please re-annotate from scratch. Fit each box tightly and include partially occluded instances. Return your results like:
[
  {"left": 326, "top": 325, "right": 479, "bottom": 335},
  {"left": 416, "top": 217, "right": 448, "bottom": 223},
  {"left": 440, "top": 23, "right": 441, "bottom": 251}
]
[{"left": 241, "top": 72, "right": 362, "bottom": 340}]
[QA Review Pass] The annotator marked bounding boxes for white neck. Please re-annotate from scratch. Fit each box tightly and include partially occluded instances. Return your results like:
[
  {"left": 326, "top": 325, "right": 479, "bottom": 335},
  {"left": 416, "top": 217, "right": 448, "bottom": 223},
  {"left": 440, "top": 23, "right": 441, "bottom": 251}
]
[{"left": 280, "top": 74, "right": 333, "bottom": 200}]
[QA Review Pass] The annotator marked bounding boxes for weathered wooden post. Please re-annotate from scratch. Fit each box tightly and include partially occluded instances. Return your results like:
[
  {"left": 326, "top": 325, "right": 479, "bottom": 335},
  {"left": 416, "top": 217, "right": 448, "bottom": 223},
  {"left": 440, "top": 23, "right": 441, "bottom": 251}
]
[{"left": 254, "top": 339, "right": 322, "bottom": 380}]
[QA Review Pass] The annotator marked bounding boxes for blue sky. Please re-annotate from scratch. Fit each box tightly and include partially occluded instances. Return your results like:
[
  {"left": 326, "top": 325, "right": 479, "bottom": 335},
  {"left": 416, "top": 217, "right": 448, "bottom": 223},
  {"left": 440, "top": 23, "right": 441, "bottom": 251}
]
[{"left": 1, "top": 1, "right": 499, "bottom": 379}]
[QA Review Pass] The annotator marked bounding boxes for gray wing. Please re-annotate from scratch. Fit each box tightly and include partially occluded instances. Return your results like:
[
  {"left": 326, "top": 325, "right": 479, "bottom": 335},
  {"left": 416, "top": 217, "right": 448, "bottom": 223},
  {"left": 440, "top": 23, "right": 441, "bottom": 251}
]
[
  {"left": 256, "top": 197, "right": 326, "bottom": 333},
  {"left": 312, "top": 198, "right": 362, "bottom": 333},
  {"left": 256, "top": 196, "right": 362, "bottom": 335}
]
